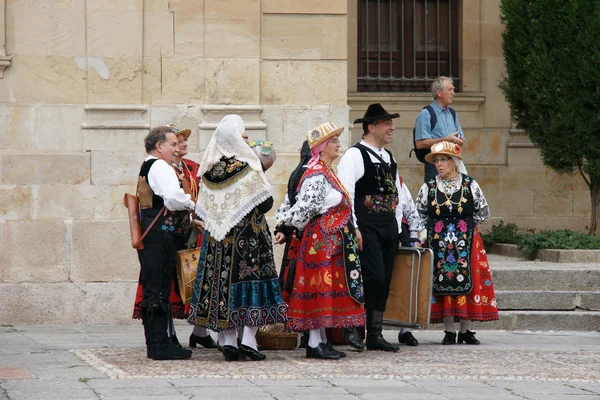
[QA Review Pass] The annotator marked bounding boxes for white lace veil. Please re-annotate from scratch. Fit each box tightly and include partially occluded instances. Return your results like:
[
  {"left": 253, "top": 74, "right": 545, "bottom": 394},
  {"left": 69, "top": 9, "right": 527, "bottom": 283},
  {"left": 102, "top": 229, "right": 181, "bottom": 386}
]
[
  {"left": 451, "top": 156, "right": 468, "bottom": 175},
  {"left": 195, "top": 115, "right": 272, "bottom": 241}
]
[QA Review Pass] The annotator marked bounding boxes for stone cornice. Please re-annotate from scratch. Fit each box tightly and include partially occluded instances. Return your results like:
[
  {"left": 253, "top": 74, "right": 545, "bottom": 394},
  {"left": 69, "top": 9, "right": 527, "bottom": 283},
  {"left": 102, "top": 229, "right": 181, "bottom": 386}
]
[{"left": 347, "top": 92, "right": 486, "bottom": 112}]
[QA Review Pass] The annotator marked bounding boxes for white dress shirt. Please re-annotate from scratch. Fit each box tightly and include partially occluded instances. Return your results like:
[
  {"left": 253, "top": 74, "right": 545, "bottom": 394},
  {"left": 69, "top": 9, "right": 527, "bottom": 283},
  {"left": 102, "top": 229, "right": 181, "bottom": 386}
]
[{"left": 145, "top": 155, "right": 195, "bottom": 211}]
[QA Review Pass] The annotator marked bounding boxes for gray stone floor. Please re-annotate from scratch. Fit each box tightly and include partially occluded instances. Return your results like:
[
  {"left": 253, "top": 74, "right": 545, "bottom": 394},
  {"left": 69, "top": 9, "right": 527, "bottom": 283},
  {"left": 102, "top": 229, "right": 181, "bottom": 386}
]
[{"left": 1, "top": 325, "right": 600, "bottom": 399}]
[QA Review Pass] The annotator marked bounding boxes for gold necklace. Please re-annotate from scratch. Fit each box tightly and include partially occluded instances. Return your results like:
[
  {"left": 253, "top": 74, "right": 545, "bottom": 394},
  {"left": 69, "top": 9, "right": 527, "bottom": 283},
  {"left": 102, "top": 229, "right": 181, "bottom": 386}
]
[{"left": 431, "top": 175, "right": 466, "bottom": 215}]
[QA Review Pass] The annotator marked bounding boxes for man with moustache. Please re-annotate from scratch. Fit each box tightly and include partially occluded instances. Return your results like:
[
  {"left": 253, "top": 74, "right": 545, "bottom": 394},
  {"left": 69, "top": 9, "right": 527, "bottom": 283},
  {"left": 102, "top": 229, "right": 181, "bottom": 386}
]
[{"left": 337, "top": 103, "right": 423, "bottom": 352}]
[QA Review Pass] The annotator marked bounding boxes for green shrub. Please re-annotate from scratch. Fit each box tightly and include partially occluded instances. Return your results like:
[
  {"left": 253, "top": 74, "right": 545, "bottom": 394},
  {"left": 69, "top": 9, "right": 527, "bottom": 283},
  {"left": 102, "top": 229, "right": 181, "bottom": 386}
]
[
  {"left": 517, "top": 230, "right": 600, "bottom": 259},
  {"left": 481, "top": 221, "right": 523, "bottom": 246}
]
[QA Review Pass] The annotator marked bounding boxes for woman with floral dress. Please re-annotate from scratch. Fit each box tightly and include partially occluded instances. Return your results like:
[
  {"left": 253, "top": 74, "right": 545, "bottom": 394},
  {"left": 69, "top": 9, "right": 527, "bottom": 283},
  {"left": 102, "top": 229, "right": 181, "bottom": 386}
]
[
  {"left": 278, "top": 122, "right": 366, "bottom": 360},
  {"left": 415, "top": 141, "right": 499, "bottom": 345}
]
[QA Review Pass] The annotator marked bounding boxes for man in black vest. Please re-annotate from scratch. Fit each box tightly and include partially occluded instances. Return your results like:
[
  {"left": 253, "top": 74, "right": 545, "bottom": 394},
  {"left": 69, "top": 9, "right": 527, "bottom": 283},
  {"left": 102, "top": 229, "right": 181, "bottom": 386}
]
[{"left": 337, "top": 103, "right": 414, "bottom": 352}]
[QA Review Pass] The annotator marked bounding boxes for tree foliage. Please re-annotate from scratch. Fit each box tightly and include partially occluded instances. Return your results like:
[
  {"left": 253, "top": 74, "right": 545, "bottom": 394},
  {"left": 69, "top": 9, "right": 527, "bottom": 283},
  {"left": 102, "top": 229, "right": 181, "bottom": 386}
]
[{"left": 500, "top": 0, "right": 600, "bottom": 234}]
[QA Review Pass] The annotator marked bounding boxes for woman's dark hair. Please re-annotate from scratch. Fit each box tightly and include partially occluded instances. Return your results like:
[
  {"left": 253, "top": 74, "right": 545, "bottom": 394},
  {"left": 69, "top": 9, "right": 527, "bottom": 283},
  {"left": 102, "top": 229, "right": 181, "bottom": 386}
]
[
  {"left": 144, "top": 125, "right": 175, "bottom": 153},
  {"left": 287, "top": 140, "right": 312, "bottom": 206}
]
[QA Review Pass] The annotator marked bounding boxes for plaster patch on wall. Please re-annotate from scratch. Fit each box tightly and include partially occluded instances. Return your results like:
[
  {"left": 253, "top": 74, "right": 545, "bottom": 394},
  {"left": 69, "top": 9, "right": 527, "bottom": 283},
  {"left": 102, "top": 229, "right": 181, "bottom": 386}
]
[{"left": 73, "top": 57, "right": 111, "bottom": 80}]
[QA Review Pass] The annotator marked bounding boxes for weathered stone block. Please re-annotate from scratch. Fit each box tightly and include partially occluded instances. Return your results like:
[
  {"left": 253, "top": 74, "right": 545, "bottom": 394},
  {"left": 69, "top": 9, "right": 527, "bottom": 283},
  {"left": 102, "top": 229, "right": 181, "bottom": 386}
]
[
  {"left": 573, "top": 191, "right": 591, "bottom": 217},
  {"left": 262, "top": 14, "right": 346, "bottom": 60},
  {"left": 34, "top": 106, "right": 85, "bottom": 152},
  {"left": 93, "top": 184, "right": 136, "bottom": 220},
  {"left": 205, "top": 0, "right": 260, "bottom": 58},
  {"left": 6, "top": 56, "right": 88, "bottom": 103},
  {"left": 0, "top": 186, "right": 34, "bottom": 220},
  {"left": 142, "top": 10, "right": 175, "bottom": 58},
  {"left": 35, "top": 184, "right": 96, "bottom": 220},
  {"left": 87, "top": 0, "right": 143, "bottom": 10},
  {"left": 70, "top": 221, "right": 140, "bottom": 282},
  {"left": 1, "top": 152, "right": 90, "bottom": 185},
  {"left": 169, "top": 0, "right": 204, "bottom": 15},
  {"left": 264, "top": 153, "right": 302, "bottom": 186},
  {"left": 90, "top": 150, "right": 143, "bottom": 186},
  {"left": 536, "top": 249, "right": 600, "bottom": 264},
  {"left": 149, "top": 105, "right": 203, "bottom": 154},
  {"left": 545, "top": 168, "right": 580, "bottom": 191},
  {"left": 0, "top": 221, "right": 68, "bottom": 283},
  {"left": 161, "top": 57, "right": 206, "bottom": 104},
  {"left": 487, "top": 216, "right": 589, "bottom": 233},
  {"left": 13, "top": 7, "right": 86, "bottom": 57},
  {"left": 205, "top": 59, "right": 259, "bottom": 105},
  {"left": 87, "top": 10, "right": 142, "bottom": 58},
  {"left": 261, "top": 61, "right": 347, "bottom": 105},
  {"left": 82, "top": 129, "right": 148, "bottom": 152},
  {"left": 87, "top": 57, "right": 143, "bottom": 104},
  {"left": 83, "top": 282, "right": 139, "bottom": 324},
  {"left": 492, "top": 190, "right": 534, "bottom": 216},
  {"left": 173, "top": 15, "right": 204, "bottom": 57},
  {"left": 497, "top": 165, "right": 547, "bottom": 191},
  {"left": 496, "top": 290, "right": 578, "bottom": 311},
  {"left": 461, "top": 129, "right": 509, "bottom": 165},
  {"left": 534, "top": 190, "right": 573, "bottom": 217},
  {"left": 262, "top": 0, "right": 347, "bottom": 14},
  {"left": 579, "top": 292, "right": 600, "bottom": 311},
  {"left": 0, "top": 283, "right": 85, "bottom": 325}
]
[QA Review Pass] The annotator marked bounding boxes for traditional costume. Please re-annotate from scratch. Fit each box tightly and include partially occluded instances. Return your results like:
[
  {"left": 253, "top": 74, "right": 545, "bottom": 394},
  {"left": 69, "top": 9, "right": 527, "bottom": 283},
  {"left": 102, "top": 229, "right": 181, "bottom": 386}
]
[
  {"left": 187, "top": 115, "right": 286, "bottom": 362},
  {"left": 278, "top": 123, "right": 365, "bottom": 360},
  {"left": 415, "top": 141, "right": 498, "bottom": 344}
]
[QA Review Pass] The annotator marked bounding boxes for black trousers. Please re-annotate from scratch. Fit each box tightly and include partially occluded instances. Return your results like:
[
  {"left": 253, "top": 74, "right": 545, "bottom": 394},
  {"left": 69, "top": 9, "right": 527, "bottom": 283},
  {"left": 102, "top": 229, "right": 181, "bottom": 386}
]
[
  {"left": 136, "top": 209, "right": 176, "bottom": 313},
  {"left": 358, "top": 216, "right": 398, "bottom": 311}
]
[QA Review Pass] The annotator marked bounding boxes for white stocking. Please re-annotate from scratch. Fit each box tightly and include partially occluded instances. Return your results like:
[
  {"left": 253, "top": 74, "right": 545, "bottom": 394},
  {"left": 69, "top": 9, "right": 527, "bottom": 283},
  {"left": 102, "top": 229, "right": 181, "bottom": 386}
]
[
  {"left": 459, "top": 319, "right": 471, "bottom": 334},
  {"left": 443, "top": 316, "right": 455, "bottom": 332},
  {"left": 241, "top": 326, "right": 259, "bottom": 350},
  {"left": 218, "top": 329, "right": 238, "bottom": 348},
  {"left": 320, "top": 327, "right": 327, "bottom": 344},
  {"left": 400, "top": 327, "right": 410, "bottom": 334},
  {"left": 308, "top": 329, "right": 322, "bottom": 348},
  {"left": 193, "top": 326, "right": 208, "bottom": 337}
]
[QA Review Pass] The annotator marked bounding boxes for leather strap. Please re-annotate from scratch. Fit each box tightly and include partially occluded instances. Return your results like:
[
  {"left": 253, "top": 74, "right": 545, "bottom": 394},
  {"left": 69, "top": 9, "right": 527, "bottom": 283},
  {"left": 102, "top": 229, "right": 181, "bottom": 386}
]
[
  {"left": 139, "top": 206, "right": 166, "bottom": 245},
  {"left": 354, "top": 143, "right": 393, "bottom": 173}
]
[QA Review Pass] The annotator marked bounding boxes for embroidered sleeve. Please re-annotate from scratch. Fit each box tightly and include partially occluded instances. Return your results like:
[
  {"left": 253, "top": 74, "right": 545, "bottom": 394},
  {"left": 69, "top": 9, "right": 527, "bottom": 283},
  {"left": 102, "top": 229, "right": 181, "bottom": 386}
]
[
  {"left": 471, "top": 180, "right": 490, "bottom": 225},
  {"left": 287, "top": 174, "right": 330, "bottom": 231},
  {"left": 399, "top": 183, "right": 425, "bottom": 238},
  {"left": 275, "top": 191, "right": 292, "bottom": 225},
  {"left": 416, "top": 183, "right": 430, "bottom": 227}
]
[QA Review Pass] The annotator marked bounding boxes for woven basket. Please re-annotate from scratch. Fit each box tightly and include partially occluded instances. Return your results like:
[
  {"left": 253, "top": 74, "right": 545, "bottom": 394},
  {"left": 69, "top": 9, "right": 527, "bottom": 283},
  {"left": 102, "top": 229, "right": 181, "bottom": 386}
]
[{"left": 256, "top": 324, "right": 298, "bottom": 350}]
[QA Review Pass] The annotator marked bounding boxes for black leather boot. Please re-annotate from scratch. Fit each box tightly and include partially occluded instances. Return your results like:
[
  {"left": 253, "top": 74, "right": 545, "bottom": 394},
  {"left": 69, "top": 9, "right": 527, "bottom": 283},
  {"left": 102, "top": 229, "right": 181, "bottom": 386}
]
[
  {"left": 343, "top": 327, "right": 365, "bottom": 351},
  {"left": 365, "top": 310, "right": 399, "bottom": 352},
  {"left": 148, "top": 310, "right": 192, "bottom": 360},
  {"left": 141, "top": 309, "right": 152, "bottom": 359}
]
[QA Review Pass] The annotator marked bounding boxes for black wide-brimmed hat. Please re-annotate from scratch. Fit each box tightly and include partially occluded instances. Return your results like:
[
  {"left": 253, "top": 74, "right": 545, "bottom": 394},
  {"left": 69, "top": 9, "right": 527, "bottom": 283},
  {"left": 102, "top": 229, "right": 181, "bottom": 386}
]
[{"left": 353, "top": 103, "right": 400, "bottom": 124}]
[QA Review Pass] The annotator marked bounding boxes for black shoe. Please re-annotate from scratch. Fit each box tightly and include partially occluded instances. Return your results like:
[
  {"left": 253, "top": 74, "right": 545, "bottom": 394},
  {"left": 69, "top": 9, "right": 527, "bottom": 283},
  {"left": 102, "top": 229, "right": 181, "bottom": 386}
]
[
  {"left": 442, "top": 331, "right": 457, "bottom": 345},
  {"left": 458, "top": 330, "right": 480, "bottom": 345},
  {"left": 398, "top": 331, "right": 419, "bottom": 346},
  {"left": 299, "top": 332, "right": 309, "bottom": 349},
  {"left": 151, "top": 344, "right": 192, "bottom": 360},
  {"left": 222, "top": 345, "right": 240, "bottom": 361},
  {"left": 343, "top": 327, "right": 365, "bottom": 351},
  {"left": 306, "top": 343, "right": 340, "bottom": 360},
  {"left": 365, "top": 310, "right": 399, "bottom": 352},
  {"left": 189, "top": 333, "right": 218, "bottom": 349},
  {"left": 324, "top": 343, "right": 346, "bottom": 358},
  {"left": 170, "top": 334, "right": 182, "bottom": 348},
  {"left": 238, "top": 344, "right": 266, "bottom": 361}
]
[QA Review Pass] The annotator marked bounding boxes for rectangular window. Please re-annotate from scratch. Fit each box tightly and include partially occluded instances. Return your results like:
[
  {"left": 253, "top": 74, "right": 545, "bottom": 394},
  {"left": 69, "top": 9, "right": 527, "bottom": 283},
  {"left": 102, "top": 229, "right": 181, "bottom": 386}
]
[{"left": 357, "top": 0, "right": 460, "bottom": 92}]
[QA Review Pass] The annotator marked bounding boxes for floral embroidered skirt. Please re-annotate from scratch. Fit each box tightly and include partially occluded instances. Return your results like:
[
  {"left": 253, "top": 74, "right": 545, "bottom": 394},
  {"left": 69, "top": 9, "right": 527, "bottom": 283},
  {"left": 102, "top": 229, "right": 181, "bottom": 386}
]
[
  {"left": 187, "top": 208, "right": 287, "bottom": 332},
  {"left": 286, "top": 220, "right": 366, "bottom": 332},
  {"left": 430, "top": 229, "right": 499, "bottom": 323}
]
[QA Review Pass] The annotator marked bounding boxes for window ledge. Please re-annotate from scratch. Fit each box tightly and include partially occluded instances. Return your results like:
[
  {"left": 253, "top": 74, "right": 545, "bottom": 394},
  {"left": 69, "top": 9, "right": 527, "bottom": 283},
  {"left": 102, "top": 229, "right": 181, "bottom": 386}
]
[
  {"left": 347, "top": 92, "right": 486, "bottom": 112},
  {"left": 0, "top": 55, "right": 12, "bottom": 78}
]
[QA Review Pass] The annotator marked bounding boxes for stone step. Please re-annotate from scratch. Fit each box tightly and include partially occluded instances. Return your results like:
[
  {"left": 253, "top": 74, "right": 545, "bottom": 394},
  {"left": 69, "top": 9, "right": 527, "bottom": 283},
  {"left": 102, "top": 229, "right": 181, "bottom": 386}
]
[
  {"left": 467, "top": 310, "right": 600, "bottom": 331},
  {"left": 496, "top": 291, "right": 600, "bottom": 311},
  {"left": 492, "top": 268, "right": 600, "bottom": 291}
]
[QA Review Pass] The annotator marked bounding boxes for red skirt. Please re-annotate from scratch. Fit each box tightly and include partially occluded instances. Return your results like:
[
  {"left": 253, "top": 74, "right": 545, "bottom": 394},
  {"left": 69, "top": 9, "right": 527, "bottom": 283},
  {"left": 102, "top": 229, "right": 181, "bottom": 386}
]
[
  {"left": 430, "top": 230, "right": 499, "bottom": 323},
  {"left": 286, "top": 222, "right": 365, "bottom": 332},
  {"left": 279, "top": 235, "right": 300, "bottom": 304}
]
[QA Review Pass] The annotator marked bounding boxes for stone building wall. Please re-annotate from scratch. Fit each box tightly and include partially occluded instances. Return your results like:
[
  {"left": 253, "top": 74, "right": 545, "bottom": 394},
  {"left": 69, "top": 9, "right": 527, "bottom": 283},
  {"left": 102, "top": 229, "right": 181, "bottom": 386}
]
[{"left": 0, "top": 0, "right": 591, "bottom": 324}]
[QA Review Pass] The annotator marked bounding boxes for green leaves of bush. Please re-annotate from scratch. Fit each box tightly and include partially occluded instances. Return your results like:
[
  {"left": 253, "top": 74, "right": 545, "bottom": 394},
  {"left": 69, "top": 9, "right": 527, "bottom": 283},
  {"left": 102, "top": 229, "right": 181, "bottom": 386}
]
[{"left": 482, "top": 221, "right": 600, "bottom": 259}]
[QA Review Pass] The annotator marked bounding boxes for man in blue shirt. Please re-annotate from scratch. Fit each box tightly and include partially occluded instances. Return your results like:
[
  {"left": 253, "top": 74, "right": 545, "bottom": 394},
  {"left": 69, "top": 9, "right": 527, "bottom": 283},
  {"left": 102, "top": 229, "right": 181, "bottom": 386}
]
[{"left": 414, "top": 77, "right": 465, "bottom": 182}]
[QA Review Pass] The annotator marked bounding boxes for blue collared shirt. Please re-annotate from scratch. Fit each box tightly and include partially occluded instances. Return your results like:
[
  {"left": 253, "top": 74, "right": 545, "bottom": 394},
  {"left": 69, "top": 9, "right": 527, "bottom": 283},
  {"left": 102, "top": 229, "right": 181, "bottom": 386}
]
[{"left": 415, "top": 101, "right": 464, "bottom": 141}]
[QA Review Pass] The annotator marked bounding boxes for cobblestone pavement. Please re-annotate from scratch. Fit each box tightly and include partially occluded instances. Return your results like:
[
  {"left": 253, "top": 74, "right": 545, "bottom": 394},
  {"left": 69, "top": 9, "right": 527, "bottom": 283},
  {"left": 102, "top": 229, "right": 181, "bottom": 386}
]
[{"left": 1, "top": 325, "right": 599, "bottom": 399}]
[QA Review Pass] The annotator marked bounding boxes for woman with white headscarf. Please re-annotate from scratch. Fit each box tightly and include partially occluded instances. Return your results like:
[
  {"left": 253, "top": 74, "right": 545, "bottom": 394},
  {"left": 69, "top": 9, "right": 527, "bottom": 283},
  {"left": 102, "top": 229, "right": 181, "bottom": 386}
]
[
  {"left": 187, "top": 115, "right": 287, "bottom": 362},
  {"left": 415, "top": 141, "right": 498, "bottom": 346}
]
